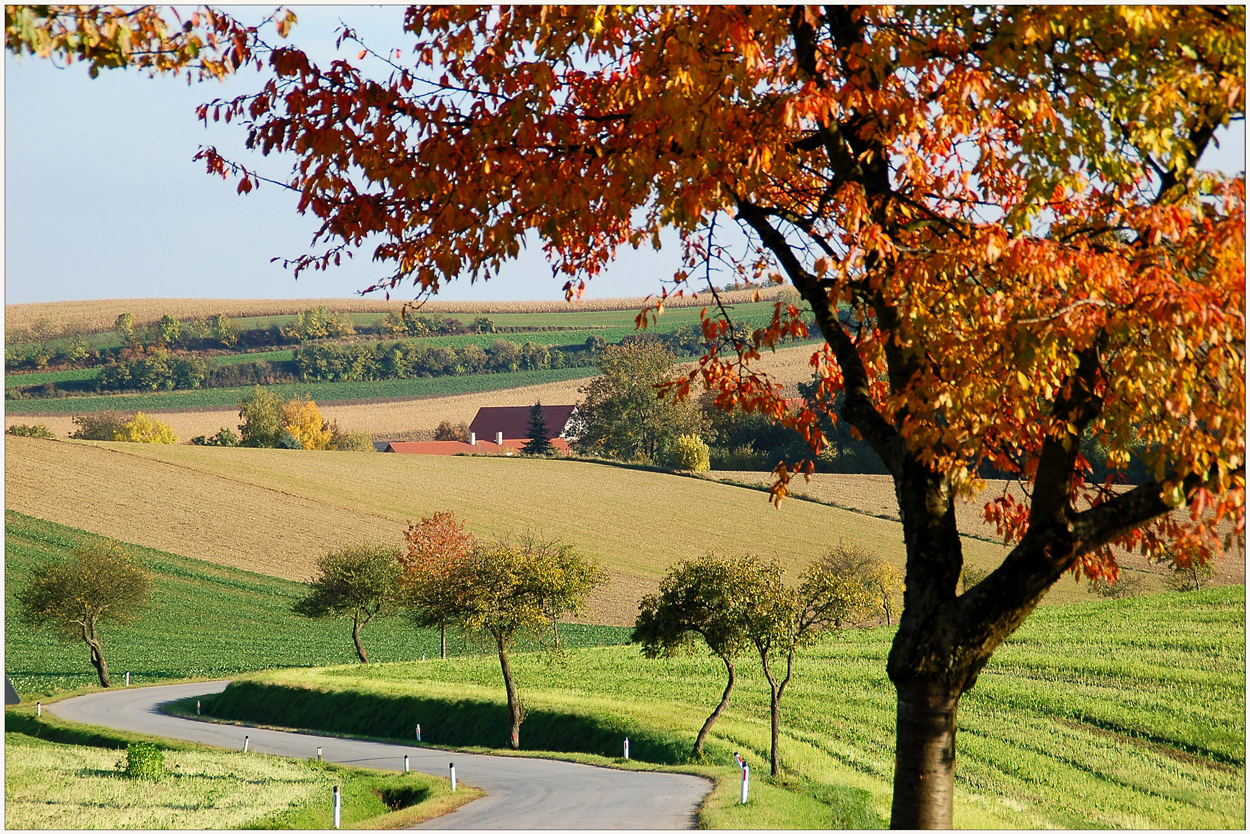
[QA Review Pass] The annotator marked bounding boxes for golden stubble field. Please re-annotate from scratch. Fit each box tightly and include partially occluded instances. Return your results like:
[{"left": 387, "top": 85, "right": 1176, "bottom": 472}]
[
  {"left": 6, "top": 435, "right": 1030, "bottom": 625},
  {"left": 5, "top": 287, "right": 784, "bottom": 335},
  {"left": 5, "top": 343, "right": 821, "bottom": 441}
]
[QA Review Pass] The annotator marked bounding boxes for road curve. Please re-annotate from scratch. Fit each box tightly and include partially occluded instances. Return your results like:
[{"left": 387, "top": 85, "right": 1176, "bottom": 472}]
[{"left": 48, "top": 681, "right": 711, "bottom": 829}]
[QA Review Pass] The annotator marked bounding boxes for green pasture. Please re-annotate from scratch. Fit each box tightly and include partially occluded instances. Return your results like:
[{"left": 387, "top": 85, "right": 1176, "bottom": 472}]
[
  {"left": 209, "top": 588, "right": 1245, "bottom": 829},
  {"left": 2, "top": 366, "right": 598, "bottom": 415},
  {"left": 3, "top": 511, "right": 629, "bottom": 698}
]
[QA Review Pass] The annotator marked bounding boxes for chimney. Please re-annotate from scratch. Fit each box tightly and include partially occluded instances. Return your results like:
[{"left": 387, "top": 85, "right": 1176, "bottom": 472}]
[
  {"left": 469, "top": 431, "right": 476, "bottom": 445},
  {"left": 495, "top": 431, "right": 504, "bottom": 445}
]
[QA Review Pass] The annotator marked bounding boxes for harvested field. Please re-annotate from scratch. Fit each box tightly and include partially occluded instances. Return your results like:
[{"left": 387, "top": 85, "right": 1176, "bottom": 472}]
[
  {"left": 5, "top": 287, "right": 784, "bottom": 335},
  {"left": 4, "top": 343, "right": 819, "bottom": 440},
  {"left": 5, "top": 436, "right": 1033, "bottom": 625},
  {"left": 713, "top": 471, "right": 1246, "bottom": 586}
]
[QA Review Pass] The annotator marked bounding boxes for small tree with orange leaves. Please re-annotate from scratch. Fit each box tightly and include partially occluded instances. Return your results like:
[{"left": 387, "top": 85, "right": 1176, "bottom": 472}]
[{"left": 401, "top": 511, "right": 476, "bottom": 659}]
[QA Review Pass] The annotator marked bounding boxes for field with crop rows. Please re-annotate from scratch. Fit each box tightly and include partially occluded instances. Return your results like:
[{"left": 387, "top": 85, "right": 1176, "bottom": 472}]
[
  {"left": 714, "top": 471, "right": 1247, "bottom": 587},
  {"left": 211, "top": 586, "right": 1245, "bottom": 829},
  {"left": 4, "top": 342, "right": 821, "bottom": 442},
  {"left": 5, "top": 288, "right": 785, "bottom": 335},
  {"left": 4, "top": 436, "right": 1043, "bottom": 626},
  {"left": 3, "top": 511, "right": 629, "bottom": 697}
]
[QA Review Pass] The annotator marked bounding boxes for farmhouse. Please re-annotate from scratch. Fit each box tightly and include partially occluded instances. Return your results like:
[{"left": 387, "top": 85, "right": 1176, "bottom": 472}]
[
  {"left": 469, "top": 404, "right": 577, "bottom": 443},
  {"left": 382, "top": 404, "right": 577, "bottom": 457}
]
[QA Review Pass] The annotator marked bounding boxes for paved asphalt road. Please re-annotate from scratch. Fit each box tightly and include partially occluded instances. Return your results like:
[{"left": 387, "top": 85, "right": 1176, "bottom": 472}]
[{"left": 48, "top": 681, "right": 711, "bottom": 829}]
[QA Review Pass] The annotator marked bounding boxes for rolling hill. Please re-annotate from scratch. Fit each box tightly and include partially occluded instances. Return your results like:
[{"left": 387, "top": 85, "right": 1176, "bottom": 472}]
[{"left": 4, "top": 435, "right": 1049, "bottom": 625}]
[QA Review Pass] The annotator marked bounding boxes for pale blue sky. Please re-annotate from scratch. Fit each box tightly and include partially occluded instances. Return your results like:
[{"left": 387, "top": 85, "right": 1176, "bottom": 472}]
[{"left": 4, "top": 6, "right": 1244, "bottom": 306}]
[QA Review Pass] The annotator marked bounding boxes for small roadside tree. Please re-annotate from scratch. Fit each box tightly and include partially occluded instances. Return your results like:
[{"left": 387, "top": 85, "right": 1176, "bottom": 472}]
[
  {"left": 401, "top": 511, "right": 476, "bottom": 659},
  {"left": 633, "top": 553, "right": 751, "bottom": 759},
  {"left": 16, "top": 540, "right": 151, "bottom": 687},
  {"left": 423, "top": 539, "right": 606, "bottom": 749},
  {"left": 737, "top": 555, "right": 875, "bottom": 778},
  {"left": 522, "top": 402, "right": 554, "bottom": 455},
  {"left": 294, "top": 545, "right": 402, "bottom": 663}
]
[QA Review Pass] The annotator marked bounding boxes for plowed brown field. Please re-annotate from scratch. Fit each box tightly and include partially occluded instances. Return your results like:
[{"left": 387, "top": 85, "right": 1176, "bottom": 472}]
[
  {"left": 6, "top": 435, "right": 1040, "bottom": 625},
  {"left": 713, "top": 471, "right": 1246, "bottom": 587}
]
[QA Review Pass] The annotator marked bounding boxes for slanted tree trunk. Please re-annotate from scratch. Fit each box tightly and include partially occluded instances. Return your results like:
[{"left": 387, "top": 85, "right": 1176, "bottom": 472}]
[
  {"left": 351, "top": 614, "right": 369, "bottom": 663},
  {"left": 440, "top": 620, "right": 447, "bottom": 659},
  {"left": 87, "top": 637, "right": 110, "bottom": 688},
  {"left": 693, "top": 655, "right": 735, "bottom": 758},
  {"left": 497, "top": 637, "right": 522, "bottom": 749}
]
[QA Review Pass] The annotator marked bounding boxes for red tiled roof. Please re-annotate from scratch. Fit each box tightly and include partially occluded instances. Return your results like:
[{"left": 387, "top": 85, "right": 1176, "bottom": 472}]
[{"left": 469, "top": 404, "right": 577, "bottom": 441}]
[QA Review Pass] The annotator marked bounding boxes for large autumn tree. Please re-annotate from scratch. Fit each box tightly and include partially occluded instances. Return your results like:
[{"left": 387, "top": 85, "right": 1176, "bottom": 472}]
[{"left": 11, "top": 5, "right": 1245, "bottom": 827}]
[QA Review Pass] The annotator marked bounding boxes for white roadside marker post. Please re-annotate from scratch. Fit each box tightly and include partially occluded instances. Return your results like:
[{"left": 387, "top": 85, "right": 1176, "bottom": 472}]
[
  {"left": 317, "top": 747, "right": 323, "bottom": 762},
  {"left": 624, "top": 737, "right": 630, "bottom": 760},
  {"left": 449, "top": 762, "right": 457, "bottom": 792},
  {"left": 125, "top": 672, "right": 130, "bottom": 687},
  {"left": 243, "top": 735, "right": 250, "bottom": 753},
  {"left": 36, "top": 702, "right": 41, "bottom": 717},
  {"left": 333, "top": 785, "right": 341, "bottom": 829},
  {"left": 196, "top": 700, "right": 201, "bottom": 716},
  {"left": 404, "top": 754, "right": 410, "bottom": 773},
  {"left": 741, "top": 763, "right": 750, "bottom": 805},
  {"left": 416, "top": 724, "right": 422, "bottom": 742}
]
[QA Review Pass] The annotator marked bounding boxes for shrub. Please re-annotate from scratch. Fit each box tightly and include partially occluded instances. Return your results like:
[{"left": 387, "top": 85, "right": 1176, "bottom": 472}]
[
  {"left": 1087, "top": 572, "right": 1146, "bottom": 599},
  {"left": 661, "top": 434, "right": 711, "bottom": 472},
  {"left": 332, "top": 428, "right": 376, "bottom": 452},
  {"left": 434, "top": 420, "right": 471, "bottom": 442},
  {"left": 71, "top": 411, "right": 132, "bottom": 441},
  {"left": 1166, "top": 559, "right": 1217, "bottom": 593},
  {"left": 960, "top": 566, "right": 990, "bottom": 592},
  {"left": 120, "top": 742, "right": 165, "bottom": 780},
  {"left": 191, "top": 427, "right": 241, "bottom": 447},
  {"left": 114, "top": 412, "right": 178, "bottom": 444},
  {"left": 7, "top": 424, "right": 56, "bottom": 440}
]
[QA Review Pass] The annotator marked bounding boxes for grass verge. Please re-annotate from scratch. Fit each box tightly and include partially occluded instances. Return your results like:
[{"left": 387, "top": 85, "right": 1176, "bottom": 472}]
[{"left": 3, "top": 707, "right": 477, "bottom": 829}]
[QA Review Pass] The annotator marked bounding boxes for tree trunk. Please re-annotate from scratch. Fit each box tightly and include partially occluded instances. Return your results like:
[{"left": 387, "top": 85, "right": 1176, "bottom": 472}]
[
  {"left": 497, "top": 639, "right": 522, "bottom": 749},
  {"left": 352, "top": 615, "right": 369, "bottom": 663},
  {"left": 693, "top": 655, "right": 735, "bottom": 758},
  {"left": 87, "top": 638, "right": 110, "bottom": 687},
  {"left": 768, "top": 682, "right": 782, "bottom": 778},
  {"left": 440, "top": 620, "right": 447, "bottom": 659},
  {"left": 889, "top": 680, "right": 961, "bottom": 829},
  {"left": 552, "top": 618, "right": 560, "bottom": 651}
]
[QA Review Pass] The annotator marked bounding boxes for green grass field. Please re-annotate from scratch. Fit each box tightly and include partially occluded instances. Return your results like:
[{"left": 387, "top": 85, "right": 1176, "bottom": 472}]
[
  {"left": 3, "top": 511, "right": 629, "bottom": 698},
  {"left": 3, "top": 366, "right": 598, "bottom": 415},
  {"left": 206, "top": 587, "right": 1246, "bottom": 829},
  {"left": 4, "top": 711, "right": 473, "bottom": 829}
]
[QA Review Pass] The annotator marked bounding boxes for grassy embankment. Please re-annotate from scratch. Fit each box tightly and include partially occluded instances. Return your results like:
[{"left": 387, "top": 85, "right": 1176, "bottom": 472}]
[
  {"left": 4, "top": 710, "right": 477, "bottom": 829},
  {"left": 206, "top": 587, "right": 1246, "bottom": 829},
  {"left": 4, "top": 511, "right": 628, "bottom": 698}
]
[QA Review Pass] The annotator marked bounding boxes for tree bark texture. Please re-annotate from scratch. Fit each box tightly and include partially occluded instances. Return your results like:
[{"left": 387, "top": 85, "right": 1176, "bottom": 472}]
[
  {"left": 440, "top": 620, "right": 447, "bottom": 659},
  {"left": 693, "top": 656, "right": 735, "bottom": 758},
  {"left": 889, "top": 681, "right": 961, "bottom": 829},
  {"left": 498, "top": 640, "right": 522, "bottom": 749}
]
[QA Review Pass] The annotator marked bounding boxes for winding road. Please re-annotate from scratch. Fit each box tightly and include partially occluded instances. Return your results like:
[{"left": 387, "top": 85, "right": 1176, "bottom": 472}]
[{"left": 48, "top": 681, "right": 711, "bottom": 829}]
